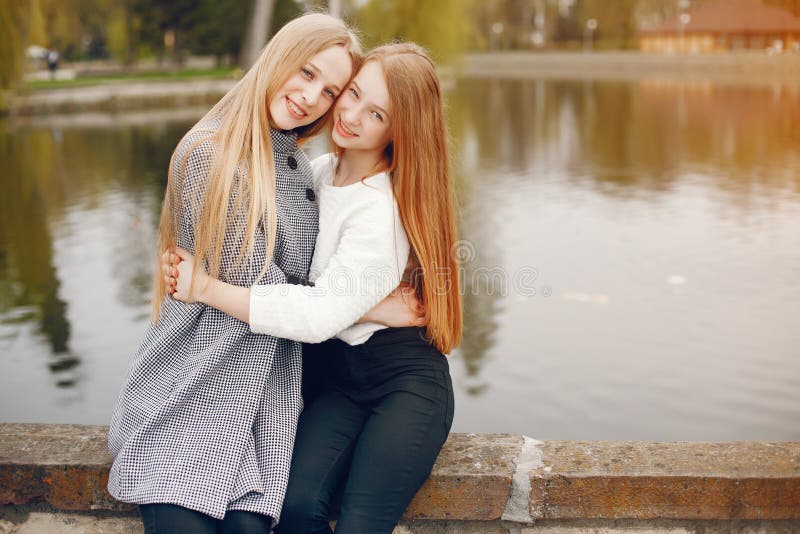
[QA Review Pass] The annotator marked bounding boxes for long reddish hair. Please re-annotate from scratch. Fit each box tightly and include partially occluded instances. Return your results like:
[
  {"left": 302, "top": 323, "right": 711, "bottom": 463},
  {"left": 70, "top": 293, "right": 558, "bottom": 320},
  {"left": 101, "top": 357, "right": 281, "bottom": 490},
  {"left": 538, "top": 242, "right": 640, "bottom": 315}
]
[{"left": 361, "top": 43, "right": 462, "bottom": 353}]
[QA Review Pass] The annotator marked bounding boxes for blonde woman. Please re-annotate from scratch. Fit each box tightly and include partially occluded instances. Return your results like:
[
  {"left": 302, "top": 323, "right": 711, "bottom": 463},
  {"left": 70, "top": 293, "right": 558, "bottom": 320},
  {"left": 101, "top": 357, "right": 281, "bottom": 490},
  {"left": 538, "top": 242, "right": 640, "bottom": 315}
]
[
  {"left": 167, "top": 43, "right": 462, "bottom": 533},
  {"left": 107, "top": 14, "right": 363, "bottom": 533}
]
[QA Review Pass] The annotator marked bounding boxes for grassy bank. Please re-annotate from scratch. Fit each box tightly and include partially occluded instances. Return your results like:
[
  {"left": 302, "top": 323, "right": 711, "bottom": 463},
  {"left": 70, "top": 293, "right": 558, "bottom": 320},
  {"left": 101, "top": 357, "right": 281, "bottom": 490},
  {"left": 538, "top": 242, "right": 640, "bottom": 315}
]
[{"left": 23, "top": 67, "right": 240, "bottom": 92}]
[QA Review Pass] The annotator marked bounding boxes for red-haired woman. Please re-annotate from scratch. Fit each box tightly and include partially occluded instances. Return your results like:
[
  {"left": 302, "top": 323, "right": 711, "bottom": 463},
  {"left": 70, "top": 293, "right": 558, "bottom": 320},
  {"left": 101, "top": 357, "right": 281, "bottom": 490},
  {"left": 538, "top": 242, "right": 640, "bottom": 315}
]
[{"left": 167, "top": 43, "right": 462, "bottom": 534}]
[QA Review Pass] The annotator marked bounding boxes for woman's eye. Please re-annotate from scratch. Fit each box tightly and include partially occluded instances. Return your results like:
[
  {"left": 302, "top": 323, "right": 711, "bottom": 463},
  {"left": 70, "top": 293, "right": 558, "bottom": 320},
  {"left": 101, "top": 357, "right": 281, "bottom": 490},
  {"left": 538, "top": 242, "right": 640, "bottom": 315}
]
[
  {"left": 302, "top": 68, "right": 313, "bottom": 79},
  {"left": 372, "top": 111, "right": 383, "bottom": 121},
  {"left": 349, "top": 87, "right": 358, "bottom": 98},
  {"left": 324, "top": 89, "right": 336, "bottom": 99}
]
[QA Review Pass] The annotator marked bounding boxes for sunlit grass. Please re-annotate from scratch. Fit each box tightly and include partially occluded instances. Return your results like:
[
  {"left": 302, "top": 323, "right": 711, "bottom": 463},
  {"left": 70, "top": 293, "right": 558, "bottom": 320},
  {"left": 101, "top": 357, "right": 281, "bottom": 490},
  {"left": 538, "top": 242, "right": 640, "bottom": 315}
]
[{"left": 24, "top": 67, "right": 241, "bottom": 91}]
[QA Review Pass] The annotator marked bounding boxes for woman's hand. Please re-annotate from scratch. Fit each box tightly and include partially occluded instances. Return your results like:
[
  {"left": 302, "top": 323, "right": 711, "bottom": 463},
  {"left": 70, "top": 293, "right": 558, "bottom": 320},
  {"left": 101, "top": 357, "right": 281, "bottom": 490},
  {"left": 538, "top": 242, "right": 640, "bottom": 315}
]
[
  {"left": 161, "top": 249, "right": 180, "bottom": 295},
  {"left": 361, "top": 282, "right": 426, "bottom": 327},
  {"left": 161, "top": 247, "right": 209, "bottom": 303}
]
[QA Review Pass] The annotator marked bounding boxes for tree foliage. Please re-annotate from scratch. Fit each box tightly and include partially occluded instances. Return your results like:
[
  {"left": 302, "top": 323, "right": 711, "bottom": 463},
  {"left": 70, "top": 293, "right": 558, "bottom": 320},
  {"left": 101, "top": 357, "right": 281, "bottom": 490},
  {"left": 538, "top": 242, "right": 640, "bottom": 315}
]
[
  {"left": 577, "top": 0, "right": 639, "bottom": 49},
  {"left": 32, "top": 0, "right": 120, "bottom": 60},
  {"left": 0, "top": 0, "right": 31, "bottom": 100},
  {"left": 354, "top": 0, "right": 475, "bottom": 63}
]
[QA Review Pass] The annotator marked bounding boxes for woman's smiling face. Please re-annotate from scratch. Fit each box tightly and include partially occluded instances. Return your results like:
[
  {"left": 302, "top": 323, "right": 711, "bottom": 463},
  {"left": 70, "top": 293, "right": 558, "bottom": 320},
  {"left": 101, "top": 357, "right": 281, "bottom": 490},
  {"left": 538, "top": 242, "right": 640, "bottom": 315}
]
[
  {"left": 268, "top": 45, "right": 353, "bottom": 131},
  {"left": 331, "top": 61, "right": 393, "bottom": 153}
]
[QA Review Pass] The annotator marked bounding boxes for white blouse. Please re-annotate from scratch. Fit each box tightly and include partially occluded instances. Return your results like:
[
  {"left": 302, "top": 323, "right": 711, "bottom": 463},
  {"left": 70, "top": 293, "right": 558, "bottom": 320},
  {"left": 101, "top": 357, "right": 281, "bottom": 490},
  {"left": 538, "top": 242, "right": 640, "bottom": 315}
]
[{"left": 249, "top": 153, "right": 410, "bottom": 345}]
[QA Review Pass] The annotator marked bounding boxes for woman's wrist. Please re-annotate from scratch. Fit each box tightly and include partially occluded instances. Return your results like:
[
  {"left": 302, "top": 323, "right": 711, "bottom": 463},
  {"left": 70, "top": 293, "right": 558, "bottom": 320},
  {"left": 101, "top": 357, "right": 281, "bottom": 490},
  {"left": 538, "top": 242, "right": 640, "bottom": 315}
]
[{"left": 197, "top": 274, "right": 213, "bottom": 304}]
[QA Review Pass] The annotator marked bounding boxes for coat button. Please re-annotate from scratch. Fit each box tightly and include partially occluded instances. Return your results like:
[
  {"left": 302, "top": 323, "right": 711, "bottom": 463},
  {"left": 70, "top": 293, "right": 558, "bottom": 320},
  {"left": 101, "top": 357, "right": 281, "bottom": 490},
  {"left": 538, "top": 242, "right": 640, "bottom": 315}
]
[
  {"left": 306, "top": 188, "right": 316, "bottom": 201},
  {"left": 287, "top": 155, "right": 298, "bottom": 170}
]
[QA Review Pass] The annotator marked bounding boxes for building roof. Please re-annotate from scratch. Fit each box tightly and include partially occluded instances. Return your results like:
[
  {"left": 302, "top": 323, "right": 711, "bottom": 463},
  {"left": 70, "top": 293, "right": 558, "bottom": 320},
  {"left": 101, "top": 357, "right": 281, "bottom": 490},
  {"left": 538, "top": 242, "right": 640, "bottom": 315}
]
[{"left": 640, "top": 0, "right": 800, "bottom": 34}]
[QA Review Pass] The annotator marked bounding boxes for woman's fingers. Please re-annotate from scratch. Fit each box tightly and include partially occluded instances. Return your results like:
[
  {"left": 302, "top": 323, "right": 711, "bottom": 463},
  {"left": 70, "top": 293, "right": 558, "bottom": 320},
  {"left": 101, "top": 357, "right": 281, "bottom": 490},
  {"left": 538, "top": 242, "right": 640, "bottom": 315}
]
[
  {"left": 161, "top": 249, "right": 180, "bottom": 296},
  {"left": 174, "top": 246, "right": 193, "bottom": 261},
  {"left": 164, "top": 274, "right": 177, "bottom": 296}
]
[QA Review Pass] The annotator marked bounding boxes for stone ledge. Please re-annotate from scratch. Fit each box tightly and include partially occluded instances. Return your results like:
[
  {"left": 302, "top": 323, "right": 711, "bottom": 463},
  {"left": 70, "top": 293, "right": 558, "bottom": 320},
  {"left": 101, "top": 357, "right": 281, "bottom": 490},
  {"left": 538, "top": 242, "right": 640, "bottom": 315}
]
[
  {"left": 459, "top": 51, "right": 800, "bottom": 82},
  {"left": 532, "top": 441, "right": 800, "bottom": 520},
  {"left": 1, "top": 424, "right": 799, "bottom": 523},
  {"left": 9, "top": 79, "right": 236, "bottom": 115}
]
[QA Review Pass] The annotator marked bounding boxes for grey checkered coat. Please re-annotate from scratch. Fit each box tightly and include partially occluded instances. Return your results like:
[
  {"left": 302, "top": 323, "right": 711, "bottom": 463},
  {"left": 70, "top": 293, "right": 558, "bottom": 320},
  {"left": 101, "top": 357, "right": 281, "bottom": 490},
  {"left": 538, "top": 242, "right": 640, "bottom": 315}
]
[{"left": 107, "top": 119, "right": 318, "bottom": 523}]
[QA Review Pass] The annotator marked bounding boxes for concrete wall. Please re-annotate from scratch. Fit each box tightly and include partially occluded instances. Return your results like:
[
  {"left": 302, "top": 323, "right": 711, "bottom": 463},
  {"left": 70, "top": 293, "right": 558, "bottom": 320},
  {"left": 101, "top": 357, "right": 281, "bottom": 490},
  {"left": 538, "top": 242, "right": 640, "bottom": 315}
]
[
  {"left": 458, "top": 51, "right": 800, "bottom": 82},
  {"left": 1, "top": 424, "right": 799, "bottom": 533}
]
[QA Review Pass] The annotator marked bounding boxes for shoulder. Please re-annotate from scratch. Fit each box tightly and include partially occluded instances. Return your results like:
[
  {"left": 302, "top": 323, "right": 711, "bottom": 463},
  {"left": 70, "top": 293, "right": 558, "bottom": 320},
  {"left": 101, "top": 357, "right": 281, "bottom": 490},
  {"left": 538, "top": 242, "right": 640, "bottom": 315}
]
[
  {"left": 363, "top": 171, "right": 392, "bottom": 192},
  {"left": 309, "top": 153, "right": 335, "bottom": 185},
  {"left": 172, "top": 124, "right": 219, "bottom": 185},
  {"left": 347, "top": 173, "right": 398, "bottom": 224},
  {"left": 358, "top": 172, "right": 395, "bottom": 204},
  {"left": 310, "top": 152, "right": 334, "bottom": 169}
]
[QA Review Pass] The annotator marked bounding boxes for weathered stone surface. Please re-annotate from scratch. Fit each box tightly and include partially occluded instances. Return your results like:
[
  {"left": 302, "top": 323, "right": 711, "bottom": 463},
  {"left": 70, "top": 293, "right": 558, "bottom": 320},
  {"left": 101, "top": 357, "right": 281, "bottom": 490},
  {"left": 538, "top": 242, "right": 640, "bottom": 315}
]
[
  {"left": 1, "top": 511, "right": 798, "bottom": 534},
  {"left": 0, "top": 424, "right": 129, "bottom": 512},
  {"left": 2, "top": 424, "right": 800, "bottom": 525},
  {"left": 0, "top": 512, "right": 140, "bottom": 534},
  {"left": 0, "top": 424, "right": 111, "bottom": 466},
  {"left": 0, "top": 425, "right": 519, "bottom": 519},
  {"left": 531, "top": 441, "right": 800, "bottom": 520},
  {"left": 403, "top": 433, "right": 520, "bottom": 520}
]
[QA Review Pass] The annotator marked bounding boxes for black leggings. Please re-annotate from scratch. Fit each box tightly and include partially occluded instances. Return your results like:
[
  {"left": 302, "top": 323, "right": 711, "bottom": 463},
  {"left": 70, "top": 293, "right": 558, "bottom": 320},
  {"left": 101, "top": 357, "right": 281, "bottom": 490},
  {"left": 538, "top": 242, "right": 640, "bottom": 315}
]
[
  {"left": 139, "top": 503, "right": 272, "bottom": 534},
  {"left": 277, "top": 327, "right": 454, "bottom": 534}
]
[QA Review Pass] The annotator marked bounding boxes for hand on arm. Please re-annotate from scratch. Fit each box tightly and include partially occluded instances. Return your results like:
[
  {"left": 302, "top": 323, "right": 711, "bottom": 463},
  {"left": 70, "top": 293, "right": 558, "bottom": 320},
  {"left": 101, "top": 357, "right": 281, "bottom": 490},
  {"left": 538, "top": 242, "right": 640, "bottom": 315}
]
[
  {"left": 162, "top": 247, "right": 252, "bottom": 323},
  {"left": 359, "top": 282, "right": 426, "bottom": 327}
]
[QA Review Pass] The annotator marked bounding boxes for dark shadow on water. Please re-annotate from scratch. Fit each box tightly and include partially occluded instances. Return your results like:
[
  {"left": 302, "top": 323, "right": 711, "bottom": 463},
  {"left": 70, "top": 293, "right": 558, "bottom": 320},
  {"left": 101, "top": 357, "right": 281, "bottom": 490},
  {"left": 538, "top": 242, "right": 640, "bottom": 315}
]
[
  {"left": 0, "top": 124, "right": 71, "bottom": 358},
  {"left": 0, "top": 114, "right": 194, "bottom": 391}
]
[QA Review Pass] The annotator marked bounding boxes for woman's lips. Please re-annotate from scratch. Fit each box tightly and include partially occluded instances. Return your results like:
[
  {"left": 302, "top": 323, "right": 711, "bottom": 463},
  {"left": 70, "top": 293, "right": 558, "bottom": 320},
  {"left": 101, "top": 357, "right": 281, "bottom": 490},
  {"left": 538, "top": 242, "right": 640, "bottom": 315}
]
[
  {"left": 336, "top": 117, "right": 357, "bottom": 137},
  {"left": 286, "top": 97, "right": 307, "bottom": 119}
]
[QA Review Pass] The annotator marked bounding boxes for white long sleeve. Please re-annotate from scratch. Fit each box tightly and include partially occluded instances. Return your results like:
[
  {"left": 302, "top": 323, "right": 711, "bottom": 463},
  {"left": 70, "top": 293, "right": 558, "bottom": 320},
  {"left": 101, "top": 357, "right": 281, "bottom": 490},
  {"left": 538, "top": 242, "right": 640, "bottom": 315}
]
[{"left": 249, "top": 155, "right": 409, "bottom": 344}]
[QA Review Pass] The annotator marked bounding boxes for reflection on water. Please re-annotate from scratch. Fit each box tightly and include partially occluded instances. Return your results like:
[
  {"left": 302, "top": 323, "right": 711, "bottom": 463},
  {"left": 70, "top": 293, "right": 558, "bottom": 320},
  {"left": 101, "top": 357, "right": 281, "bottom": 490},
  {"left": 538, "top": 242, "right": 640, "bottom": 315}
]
[
  {"left": 1, "top": 79, "right": 798, "bottom": 439},
  {"left": 445, "top": 76, "right": 800, "bottom": 440},
  {"left": 1, "top": 126, "right": 72, "bottom": 383},
  {"left": 0, "top": 111, "right": 193, "bottom": 418},
  {"left": 450, "top": 78, "right": 800, "bottom": 191},
  {"left": 448, "top": 79, "right": 800, "bottom": 399}
]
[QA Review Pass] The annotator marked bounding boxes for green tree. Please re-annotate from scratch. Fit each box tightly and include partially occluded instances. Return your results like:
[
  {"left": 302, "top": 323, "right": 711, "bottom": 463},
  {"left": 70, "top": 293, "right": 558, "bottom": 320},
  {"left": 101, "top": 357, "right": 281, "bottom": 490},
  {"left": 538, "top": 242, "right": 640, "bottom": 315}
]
[
  {"left": 0, "top": 0, "right": 31, "bottom": 110},
  {"left": 31, "top": 0, "right": 123, "bottom": 60},
  {"left": 129, "top": 0, "right": 298, "bottom": 67},
  {"left": 355, "top": 0, "right": 475, "bottom": 62},
  {"left": 189, "top": 0, "right": 252, "bottom": 65},
  {"left": 576, "top": 0, "right": 639, "bottom": 49}
]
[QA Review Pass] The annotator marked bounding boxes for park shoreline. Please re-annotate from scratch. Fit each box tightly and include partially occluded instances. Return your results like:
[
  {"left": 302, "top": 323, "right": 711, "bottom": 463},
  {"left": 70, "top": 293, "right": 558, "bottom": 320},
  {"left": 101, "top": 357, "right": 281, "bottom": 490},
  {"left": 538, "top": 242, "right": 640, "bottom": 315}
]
[{"left": 5, "top": 51, "right": 800, "bottom": 117}]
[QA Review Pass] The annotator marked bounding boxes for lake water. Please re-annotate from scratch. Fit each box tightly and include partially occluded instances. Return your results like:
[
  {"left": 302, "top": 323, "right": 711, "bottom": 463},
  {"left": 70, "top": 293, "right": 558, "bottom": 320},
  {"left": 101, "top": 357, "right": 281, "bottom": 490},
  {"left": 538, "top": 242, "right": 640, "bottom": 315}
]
[{"left": 1, "top": 77, "right": 798, "bottom": 440}]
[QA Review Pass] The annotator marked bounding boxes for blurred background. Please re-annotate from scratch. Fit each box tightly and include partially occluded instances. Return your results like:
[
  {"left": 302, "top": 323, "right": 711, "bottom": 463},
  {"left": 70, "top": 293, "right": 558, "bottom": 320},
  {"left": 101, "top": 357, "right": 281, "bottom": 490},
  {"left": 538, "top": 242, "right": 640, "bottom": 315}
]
[{"left": 0, "top": 0, "right": 798, "bottom": 440}]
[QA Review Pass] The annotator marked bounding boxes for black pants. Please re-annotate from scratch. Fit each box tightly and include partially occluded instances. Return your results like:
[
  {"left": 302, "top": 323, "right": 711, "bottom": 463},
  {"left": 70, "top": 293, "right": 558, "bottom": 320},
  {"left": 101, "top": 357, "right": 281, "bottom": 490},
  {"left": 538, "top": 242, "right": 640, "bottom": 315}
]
[
  {"left": 139, "top": 503, "right": 272, "bottom": 534},
  {"left": 277, "top": 327, "right": 454, "bottom": 534}
]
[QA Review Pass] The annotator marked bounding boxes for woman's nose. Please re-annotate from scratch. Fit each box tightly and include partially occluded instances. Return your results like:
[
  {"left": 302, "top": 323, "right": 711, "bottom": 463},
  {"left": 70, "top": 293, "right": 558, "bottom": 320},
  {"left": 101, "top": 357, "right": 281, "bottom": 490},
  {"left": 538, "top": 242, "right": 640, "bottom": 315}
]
[
  {"left": 302, "top": 86, "right": 320, "bottom": 107},
  {"left": 342, "top": 106, "right": 360, "bottom": 125}
]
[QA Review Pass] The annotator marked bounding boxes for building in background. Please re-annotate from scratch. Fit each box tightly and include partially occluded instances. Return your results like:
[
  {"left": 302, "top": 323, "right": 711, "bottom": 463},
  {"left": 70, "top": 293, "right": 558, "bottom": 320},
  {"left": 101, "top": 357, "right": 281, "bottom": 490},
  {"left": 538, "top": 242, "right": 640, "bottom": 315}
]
[{"left": 638, "top": 0, "right": 800, "bottom": 53}]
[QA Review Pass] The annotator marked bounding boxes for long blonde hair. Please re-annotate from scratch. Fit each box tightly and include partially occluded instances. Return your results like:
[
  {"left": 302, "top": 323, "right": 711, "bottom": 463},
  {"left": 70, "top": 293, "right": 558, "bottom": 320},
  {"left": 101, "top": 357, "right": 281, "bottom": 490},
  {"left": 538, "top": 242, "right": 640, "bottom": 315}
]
[
  {"left": 153, "top": 13, "right": 361, "bottom": 317},
  {"left": 357, "top": 43, "right": 463, "bottom": 354}
]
